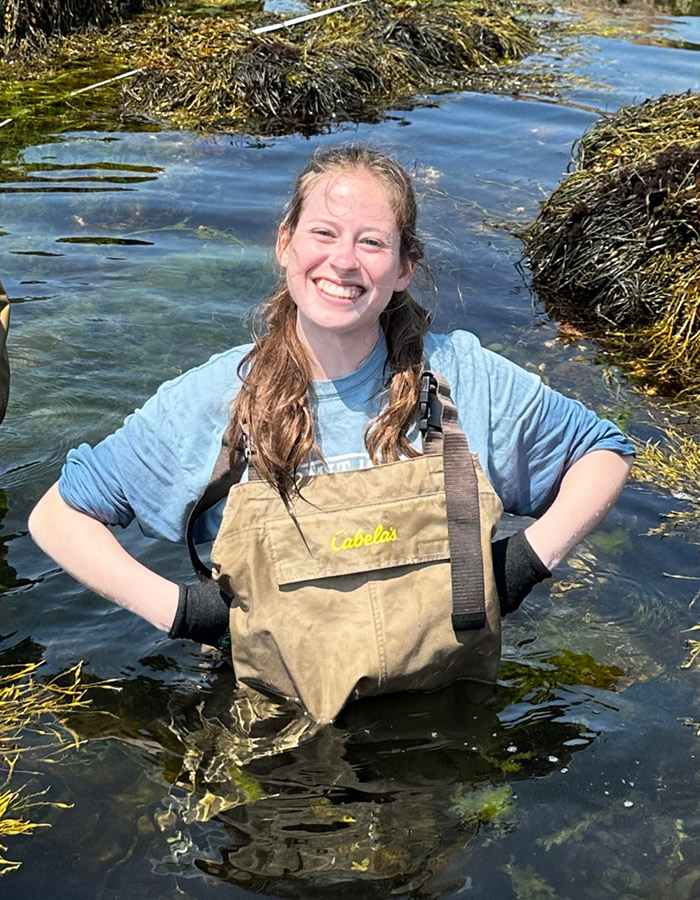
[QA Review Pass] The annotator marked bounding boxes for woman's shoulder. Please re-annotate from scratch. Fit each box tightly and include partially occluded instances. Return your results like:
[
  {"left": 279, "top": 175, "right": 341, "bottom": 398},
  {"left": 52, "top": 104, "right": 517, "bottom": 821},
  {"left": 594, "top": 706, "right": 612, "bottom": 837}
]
[
  {"left": 149, "top": 342, "right": 254, "bottom": 417},
  {"left": 158, "top": 343, "right": 253, "bottom": 394},
  {"left": 424, "top": 329, "right": 539, "bottom": 386},
  {"left": 424, "top": 329, "right": 505, "bottom": 383}
]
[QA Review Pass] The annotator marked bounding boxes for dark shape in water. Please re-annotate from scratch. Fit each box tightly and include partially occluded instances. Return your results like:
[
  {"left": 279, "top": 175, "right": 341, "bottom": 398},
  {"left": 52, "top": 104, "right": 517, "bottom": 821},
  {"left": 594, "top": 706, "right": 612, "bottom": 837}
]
[
  {"left": 521, "top": 91, "right": 700, "bottom": 401},
  {"left": 0, "top": 488, "right": 33, "bottom": 593},
  {"left": 56, "top": 236, "right": 154, "bottom": 245},
  {"left": 0, "top": 0, "right": 163, "bottom": 52},
  {"left": 151, "top": 672, "right": 604, "bottom": 897}
]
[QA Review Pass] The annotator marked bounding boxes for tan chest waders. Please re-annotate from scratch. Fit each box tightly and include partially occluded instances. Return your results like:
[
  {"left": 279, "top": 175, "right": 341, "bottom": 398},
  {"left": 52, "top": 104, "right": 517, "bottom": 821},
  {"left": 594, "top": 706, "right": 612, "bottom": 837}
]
[{"left": 187, "top": 372, "right": 503, "bottom": 723}]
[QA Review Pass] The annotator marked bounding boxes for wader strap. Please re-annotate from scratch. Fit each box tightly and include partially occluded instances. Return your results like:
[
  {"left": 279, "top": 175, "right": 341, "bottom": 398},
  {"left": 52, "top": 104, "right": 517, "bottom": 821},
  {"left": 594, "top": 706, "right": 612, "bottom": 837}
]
[
  {"left": 420, "top": 371, "right": 486, "bottom": 632},
  {"left": 185, "top": 429, "right": 248, "bottom": 580}
]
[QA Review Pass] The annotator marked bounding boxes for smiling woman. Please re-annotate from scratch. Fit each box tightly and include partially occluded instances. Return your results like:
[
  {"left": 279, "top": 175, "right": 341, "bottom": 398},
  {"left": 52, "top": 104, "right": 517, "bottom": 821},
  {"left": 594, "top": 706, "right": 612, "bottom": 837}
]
[
  {"left": 276, "top": 170, "right": 415, "bottom": 376},
  {"left": 27, "top": 145, "right": 633, "bottom": 723}
]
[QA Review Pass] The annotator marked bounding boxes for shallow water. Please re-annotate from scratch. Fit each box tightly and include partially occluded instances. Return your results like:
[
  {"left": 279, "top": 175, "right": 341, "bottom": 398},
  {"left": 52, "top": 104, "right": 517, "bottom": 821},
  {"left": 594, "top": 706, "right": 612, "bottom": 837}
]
[{"left": 2, "top": 6, "right": 700, "bottom": 898}]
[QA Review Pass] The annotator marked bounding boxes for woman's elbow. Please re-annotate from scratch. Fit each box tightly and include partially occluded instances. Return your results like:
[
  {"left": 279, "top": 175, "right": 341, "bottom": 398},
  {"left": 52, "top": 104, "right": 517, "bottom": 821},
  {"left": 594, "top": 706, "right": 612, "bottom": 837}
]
[{"left": 28, "top": 482, "right": 66, "bottom": 548}]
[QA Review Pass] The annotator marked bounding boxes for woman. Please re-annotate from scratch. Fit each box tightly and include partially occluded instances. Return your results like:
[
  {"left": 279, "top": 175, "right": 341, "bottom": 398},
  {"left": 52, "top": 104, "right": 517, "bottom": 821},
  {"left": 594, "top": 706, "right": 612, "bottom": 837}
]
[{"left": 29, "top": 147, "right": 633, "bottom": 721}]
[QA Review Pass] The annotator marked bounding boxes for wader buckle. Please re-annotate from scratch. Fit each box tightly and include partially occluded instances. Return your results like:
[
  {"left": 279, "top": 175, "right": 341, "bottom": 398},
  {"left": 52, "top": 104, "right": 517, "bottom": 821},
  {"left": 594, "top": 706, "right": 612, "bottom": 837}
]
[{"left": 419, "top": 372, "right": 442, "bottom": 433}]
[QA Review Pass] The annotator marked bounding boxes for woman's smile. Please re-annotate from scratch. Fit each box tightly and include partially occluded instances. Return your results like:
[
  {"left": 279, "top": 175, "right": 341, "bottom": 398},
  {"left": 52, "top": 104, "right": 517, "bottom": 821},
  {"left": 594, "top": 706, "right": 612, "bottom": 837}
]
[{"left": 313, "top": 277, "right": 364, "bottom": 302}]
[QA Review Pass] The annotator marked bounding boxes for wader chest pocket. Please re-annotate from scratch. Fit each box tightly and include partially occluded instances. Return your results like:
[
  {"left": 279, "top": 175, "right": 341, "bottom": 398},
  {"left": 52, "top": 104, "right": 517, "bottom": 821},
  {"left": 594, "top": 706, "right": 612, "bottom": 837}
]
[{"left": 265, "top": 492, "right": 451, "bottom": 586}]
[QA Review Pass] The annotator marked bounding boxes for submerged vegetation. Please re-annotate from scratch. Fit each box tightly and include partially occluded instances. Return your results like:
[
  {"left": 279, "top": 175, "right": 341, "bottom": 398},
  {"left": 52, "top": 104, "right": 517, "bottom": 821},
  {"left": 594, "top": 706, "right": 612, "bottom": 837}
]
[
  {"left": 0, "top": 660, "right": 112, "bottom": 874},
  {"left": 522, "top": 92, "right": 700, "bottom": 401}
]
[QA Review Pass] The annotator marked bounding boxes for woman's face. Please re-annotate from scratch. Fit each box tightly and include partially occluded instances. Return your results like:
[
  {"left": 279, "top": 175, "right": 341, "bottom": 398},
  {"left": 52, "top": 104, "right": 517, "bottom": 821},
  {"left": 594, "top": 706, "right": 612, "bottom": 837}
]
[{"left": 276, "top": 170, "right": 415, "bottom": 355}]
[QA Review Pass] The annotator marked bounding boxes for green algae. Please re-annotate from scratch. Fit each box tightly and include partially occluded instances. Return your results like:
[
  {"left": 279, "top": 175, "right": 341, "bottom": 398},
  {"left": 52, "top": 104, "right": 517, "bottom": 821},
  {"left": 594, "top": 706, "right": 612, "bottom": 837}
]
[
  {"left": 505, "top": 860, "right": 558, "bottom": 900},
  {"left": 451, "top": 782, "right": 514, "bottom": 825},
  {"left": 500, "top": 649, "right": 624, "bottom": 705}
]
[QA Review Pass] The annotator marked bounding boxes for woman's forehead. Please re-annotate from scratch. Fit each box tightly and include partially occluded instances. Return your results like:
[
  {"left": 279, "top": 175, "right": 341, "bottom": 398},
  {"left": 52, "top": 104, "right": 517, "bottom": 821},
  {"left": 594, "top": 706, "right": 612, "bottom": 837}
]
[{"left": 300, "top": 170, "right": 398, "bottom": 225}]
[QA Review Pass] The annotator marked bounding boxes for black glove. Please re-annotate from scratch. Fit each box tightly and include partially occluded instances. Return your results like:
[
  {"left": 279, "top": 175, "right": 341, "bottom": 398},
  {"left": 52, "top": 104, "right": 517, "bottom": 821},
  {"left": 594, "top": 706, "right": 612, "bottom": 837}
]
[
  {"left": 168, "top": 579, "right": 231, "bottom": 645},
  {"left": 491, "top": 529, "right": 551, "bottom": 617}
]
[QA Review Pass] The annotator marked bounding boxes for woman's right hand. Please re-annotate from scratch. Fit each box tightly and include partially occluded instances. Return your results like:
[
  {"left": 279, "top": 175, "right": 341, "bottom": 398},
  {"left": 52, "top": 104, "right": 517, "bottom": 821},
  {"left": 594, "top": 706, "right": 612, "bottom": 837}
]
[{"left": 169, "top": 580, "right": 231, "bottom": 645}]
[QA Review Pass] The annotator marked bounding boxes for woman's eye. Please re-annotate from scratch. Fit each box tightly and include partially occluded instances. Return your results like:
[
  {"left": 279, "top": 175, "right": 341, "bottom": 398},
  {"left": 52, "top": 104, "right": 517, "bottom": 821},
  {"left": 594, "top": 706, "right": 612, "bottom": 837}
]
[
  {"left": 313, "top": 229, "right": 333, "bottom": 238},
  {"left": 362, "top": 238, "right": 382, "bottom": 248}
]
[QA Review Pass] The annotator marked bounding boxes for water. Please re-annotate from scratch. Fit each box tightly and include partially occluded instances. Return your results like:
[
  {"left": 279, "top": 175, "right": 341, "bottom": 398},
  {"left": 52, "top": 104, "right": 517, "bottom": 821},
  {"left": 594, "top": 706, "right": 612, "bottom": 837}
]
[{"left": 1, "top": 7, "right": 700, "bottom": 897}]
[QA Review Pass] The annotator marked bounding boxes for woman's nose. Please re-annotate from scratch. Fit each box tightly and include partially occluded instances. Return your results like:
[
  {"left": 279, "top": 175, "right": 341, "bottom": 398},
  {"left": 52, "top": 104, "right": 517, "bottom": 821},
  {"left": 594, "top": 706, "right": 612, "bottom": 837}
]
[{"left": 330, "top": 237, "right": 358, "bottom": 270}]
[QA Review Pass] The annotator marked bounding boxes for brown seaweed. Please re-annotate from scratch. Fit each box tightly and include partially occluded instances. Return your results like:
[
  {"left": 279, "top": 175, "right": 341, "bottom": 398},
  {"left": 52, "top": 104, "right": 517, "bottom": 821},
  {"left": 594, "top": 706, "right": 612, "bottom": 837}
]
[{"left": 522, "top": 92, "right": 700, "bottom": 400}]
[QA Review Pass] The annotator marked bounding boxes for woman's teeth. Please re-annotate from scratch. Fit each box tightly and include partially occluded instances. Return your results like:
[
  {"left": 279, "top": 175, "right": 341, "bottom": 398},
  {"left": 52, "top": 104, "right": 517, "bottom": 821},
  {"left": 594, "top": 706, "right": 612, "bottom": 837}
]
[{"left": 316, "top": 279, "right": 363, "bottom": 300}]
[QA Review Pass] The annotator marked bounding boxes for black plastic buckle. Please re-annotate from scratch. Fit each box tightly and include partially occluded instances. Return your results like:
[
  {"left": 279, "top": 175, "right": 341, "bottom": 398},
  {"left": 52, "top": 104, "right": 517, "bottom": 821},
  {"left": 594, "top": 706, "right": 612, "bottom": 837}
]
[{"left": 419, "top": 372, "right": 442, "bottom": 433}]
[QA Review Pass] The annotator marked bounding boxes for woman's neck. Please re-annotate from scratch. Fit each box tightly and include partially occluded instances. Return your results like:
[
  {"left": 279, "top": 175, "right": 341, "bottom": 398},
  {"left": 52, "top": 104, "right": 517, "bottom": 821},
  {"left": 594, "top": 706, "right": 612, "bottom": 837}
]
[{"left": 297, "top": 319, "right": 381, "bottom": 380}]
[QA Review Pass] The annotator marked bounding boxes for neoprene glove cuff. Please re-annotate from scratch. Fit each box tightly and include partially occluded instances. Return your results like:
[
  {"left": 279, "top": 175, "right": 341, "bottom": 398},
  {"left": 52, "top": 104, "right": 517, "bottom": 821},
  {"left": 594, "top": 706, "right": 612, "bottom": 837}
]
[
  {"left": 491, "top": 529, "right": 551, "bottom": 617},
  {"left": 168, "top": 579, "right": 231, "bottom": 645}
]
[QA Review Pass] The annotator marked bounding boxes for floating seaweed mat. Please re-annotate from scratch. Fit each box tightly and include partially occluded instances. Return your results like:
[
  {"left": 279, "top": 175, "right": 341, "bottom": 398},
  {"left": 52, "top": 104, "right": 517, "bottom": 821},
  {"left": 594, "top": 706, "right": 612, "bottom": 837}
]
[
  {"left": 109, "top": 2, "right": 535, "bottom": 132},
  {"left": 522, "top": 92, "right": 700, "bottom": 400},
  {"left": 0, "top": 0, "right": 163, "bottom": 52}
]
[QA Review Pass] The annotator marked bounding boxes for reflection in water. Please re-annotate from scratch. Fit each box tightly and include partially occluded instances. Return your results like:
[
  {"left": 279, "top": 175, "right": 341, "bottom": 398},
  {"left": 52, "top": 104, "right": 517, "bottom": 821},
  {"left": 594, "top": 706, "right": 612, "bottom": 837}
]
[
  {"left": 0, "top": 488, "right": 30, "bottom": 592},
  {"left": 141, "top": 670, "right": 604, "bottom": 898}
]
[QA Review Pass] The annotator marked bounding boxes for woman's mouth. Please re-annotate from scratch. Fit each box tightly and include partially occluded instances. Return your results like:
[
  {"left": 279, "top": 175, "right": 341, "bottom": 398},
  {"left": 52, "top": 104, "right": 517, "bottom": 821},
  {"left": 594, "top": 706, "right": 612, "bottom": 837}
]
[{"left": 315, "top": 278, "right": 364, "bottom": 301}]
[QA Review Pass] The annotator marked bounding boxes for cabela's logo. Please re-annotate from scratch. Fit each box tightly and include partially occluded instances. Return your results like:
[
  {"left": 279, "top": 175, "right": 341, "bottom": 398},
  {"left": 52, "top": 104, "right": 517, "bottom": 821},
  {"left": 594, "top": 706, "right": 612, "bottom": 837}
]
[{"left": 331, "top": 524, "right": 398, "bottom": 551}]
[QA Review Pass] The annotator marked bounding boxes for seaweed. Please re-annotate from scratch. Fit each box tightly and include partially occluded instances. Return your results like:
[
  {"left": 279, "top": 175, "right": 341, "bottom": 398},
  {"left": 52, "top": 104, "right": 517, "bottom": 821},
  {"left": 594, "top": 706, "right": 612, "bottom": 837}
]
[
  {"left": 633, "top": 427, "right": 700, "bottom": 538},
  {"left": 1, "top": 0, "right": 164, "bottom": 53},
  {"left": 0, "top": 659, "right": 115, "bottom": 873},
  {"left": 499, "top": 649, "right": 624, "bottom": 706},
  {"left": 522, "top": 92, "right": 700, "bottom": 400},
  {"left": 119, "top": 2, "right": 536, "bottom": 133},
  {"left": 0, "top": 0, "right": 536, "bottom": 136}
]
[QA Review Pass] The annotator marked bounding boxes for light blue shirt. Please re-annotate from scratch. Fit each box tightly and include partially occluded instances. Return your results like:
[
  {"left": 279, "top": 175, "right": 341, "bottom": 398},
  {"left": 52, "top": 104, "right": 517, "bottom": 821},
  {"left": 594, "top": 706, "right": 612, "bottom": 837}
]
[{"left": 59, "top": 330, "right": 634, "bottom": 543}]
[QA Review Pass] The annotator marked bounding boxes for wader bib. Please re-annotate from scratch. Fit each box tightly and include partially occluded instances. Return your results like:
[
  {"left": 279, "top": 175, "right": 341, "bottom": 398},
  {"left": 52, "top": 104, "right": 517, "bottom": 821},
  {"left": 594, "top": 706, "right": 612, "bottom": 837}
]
[{"left": 188, "top": 372, "right": 503, "bottom": 723}]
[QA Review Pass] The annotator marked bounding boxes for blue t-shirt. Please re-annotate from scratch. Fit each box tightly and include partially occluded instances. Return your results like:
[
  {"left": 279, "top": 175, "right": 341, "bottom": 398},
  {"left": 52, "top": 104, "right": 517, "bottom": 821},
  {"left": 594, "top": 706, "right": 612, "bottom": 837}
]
[{"left": 59, "top": 330, "right": 634, "bottom": 543}]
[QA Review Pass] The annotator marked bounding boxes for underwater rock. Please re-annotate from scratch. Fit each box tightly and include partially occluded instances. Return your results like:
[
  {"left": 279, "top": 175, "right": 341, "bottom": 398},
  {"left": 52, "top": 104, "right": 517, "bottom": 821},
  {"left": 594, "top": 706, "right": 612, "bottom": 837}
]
[{"left": 522, "top": 91, "right": 700, "bottom": 401}]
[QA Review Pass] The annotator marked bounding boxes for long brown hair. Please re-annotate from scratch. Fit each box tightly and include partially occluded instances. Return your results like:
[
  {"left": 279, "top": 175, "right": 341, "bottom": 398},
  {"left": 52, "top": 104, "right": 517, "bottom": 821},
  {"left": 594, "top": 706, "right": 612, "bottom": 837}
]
[{"left": 231, "top": 146, "right": 430, "bottom": 501}]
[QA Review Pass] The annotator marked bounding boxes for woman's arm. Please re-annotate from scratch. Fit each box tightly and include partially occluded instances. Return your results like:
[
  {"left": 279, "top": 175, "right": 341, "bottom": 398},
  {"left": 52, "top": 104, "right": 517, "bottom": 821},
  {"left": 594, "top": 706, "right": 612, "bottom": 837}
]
[
  {"left": 28, "top": 482, "right": 179, "bottom": 631},
  {"left": 523, "top": 449, "right": 634, "bottom": 570}
]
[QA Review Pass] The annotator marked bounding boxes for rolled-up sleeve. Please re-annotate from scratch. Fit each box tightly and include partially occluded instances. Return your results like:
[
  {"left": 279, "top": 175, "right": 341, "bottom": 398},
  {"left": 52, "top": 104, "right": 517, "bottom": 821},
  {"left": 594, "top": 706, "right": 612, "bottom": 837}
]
[
  {"left": 58, "top": 345, "right": 250, "bottom": 542},
  {"left": 429, "top": 331, "right": 634, "bottom": 518}
]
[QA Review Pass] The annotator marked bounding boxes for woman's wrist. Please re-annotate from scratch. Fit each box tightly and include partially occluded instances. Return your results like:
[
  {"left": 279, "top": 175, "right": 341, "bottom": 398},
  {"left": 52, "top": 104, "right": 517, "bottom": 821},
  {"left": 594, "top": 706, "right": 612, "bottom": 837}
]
[{"left": 522, "top": 523, "right": 562, "bottom": 572}]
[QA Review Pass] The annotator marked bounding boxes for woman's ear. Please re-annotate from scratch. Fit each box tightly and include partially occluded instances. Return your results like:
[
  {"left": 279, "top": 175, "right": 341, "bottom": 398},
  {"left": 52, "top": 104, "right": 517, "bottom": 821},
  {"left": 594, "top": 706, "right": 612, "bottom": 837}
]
[
  {"left": 396, "top": 257, "right": 417, "bottom": 292},
  {"left": 276, "top": 226, "right": 290, "bottom": 269}
]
